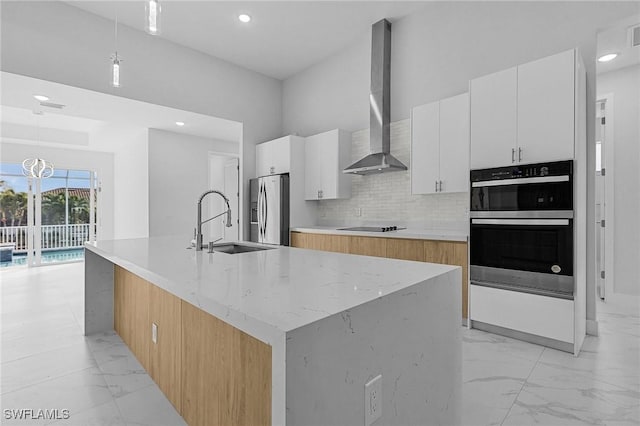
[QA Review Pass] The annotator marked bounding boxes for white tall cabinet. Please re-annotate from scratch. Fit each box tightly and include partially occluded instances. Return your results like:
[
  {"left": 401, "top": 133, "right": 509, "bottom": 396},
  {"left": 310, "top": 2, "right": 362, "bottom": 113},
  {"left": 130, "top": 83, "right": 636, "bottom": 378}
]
[
  {"left": 411, "top": 92, "right": 469, "bottom": 195},
  {"left": 470, "top": 49, "right": 578, "bottom": 168},
  {"left": 304, "top": 129, "right": 351, "bottom": 201},
  {"left": 256, "top": 136, "right": 292, "bottom": 177}
]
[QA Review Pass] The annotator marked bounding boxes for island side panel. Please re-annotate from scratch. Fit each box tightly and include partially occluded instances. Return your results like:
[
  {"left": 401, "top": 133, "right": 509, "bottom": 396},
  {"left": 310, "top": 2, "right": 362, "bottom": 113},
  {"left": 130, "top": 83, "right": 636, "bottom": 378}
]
[
  {"left": 285, "top": 268, "right": 462, "bottom": 426},
  {"left": 84, "top": 249, "right": 114, "bottom": 335}
]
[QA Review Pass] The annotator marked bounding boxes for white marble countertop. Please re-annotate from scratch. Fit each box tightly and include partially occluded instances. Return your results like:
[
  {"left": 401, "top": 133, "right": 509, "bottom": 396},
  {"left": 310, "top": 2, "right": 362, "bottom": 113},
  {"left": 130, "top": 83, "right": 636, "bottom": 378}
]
[
  {"left": 290, "top": 226, "right": 468, "bottom": 242},
  {"left": 85, "top": 236, "right": 457, "bottom": 338}
]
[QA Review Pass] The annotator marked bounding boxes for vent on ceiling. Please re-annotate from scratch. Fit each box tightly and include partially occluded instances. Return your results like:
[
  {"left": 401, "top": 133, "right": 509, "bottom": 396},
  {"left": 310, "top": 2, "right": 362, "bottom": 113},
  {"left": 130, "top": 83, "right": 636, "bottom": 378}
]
[
  {"left": 40, "top": 101, "right": 66, "bottom": 109},
  {"left": 630, "top": 24, "right": 640, "bottom": 47}
]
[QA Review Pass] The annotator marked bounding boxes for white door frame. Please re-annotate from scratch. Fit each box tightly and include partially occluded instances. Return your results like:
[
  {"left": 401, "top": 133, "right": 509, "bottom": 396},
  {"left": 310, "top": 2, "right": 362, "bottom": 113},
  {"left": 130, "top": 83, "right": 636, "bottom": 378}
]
[
  {"left": 596, "top": 93, "right": 615, "bottom": 298},
  {"left": 208, "top": 151, "right": 241, "bottom": 241}
]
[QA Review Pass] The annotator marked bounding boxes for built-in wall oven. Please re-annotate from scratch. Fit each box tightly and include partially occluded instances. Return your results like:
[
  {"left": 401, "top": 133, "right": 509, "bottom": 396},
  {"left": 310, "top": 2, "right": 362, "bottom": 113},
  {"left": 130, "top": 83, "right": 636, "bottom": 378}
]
[{"left": 470, "top": 160, "right": 574, "bottom": 299}]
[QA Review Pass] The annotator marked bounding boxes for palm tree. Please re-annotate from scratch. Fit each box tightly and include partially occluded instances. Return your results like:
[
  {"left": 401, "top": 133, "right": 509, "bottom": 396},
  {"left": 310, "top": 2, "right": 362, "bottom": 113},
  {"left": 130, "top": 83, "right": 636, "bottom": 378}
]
[{"left": 0, "top": 189, "right": 28, "bottom": 227}]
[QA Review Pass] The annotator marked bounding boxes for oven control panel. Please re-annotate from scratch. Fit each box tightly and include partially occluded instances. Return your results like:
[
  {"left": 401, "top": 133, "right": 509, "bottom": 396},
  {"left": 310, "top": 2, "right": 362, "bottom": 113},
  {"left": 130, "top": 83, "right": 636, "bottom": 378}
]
[{"left": 471, "top": 160, "right": 573, "bottom": 182}]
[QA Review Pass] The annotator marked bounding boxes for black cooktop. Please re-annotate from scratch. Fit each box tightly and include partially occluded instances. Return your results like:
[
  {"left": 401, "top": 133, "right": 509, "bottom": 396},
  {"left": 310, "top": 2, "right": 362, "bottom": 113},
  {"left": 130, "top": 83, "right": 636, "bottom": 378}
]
[{"left": 338, "top": 226, "right": 406, "bottom": 232}]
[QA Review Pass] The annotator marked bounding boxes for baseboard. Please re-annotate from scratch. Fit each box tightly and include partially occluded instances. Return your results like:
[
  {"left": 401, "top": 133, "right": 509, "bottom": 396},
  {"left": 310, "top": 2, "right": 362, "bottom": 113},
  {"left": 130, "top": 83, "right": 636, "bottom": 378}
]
[
  {"left": 586, "top": 319, "right": 599, "bottom": 336},
  {"left": 471, "top": 320, "right": 574, "bottom": 353}
]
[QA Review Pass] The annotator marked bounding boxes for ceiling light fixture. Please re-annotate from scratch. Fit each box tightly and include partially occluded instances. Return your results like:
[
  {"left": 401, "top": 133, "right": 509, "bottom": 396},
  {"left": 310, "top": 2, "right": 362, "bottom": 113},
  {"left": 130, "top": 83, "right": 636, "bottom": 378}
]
[
  {"left": 22, "top": 112, "right": 54, "bottom": 179},
  {"left": 238, "top": 14, "right": 251, "bottom": 23},
  {"left": 111, "top": 9, "right": 122, "bottom": 88},
  {"left": 33, "top": 95, "right": 49, "bottom": 102},
  {"left": 598, "top": 53, "right": 618, "bottom": 62},
  {"left": 146, "top": 0, "right": 161, "bottom": 35},
  {"left": 176, "top": 121, "right": 185, "bottom": 126}
]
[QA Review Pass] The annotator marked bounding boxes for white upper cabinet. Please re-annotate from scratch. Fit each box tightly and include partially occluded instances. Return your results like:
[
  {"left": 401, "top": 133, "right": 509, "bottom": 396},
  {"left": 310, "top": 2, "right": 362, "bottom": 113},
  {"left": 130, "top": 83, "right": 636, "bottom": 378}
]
[
  {"left": 411, "top": 93, "right": 469, "bottom": 195},
  {"left": 470, "top": 67, "right": 517, "bottom": 169},
  {"left": 470, "top": 49, "right": 578, "bottom": 169},
  {"left": 439, "top": 93, "right": 470, "bottom": 193},
  {"left": 517, "top": 49, "right": 575, "bottom": 163},
  {"left": 304, "top": 129, "right": 351, "bottom": 200},
  {"left": 411, "top": 101, "right": 440, "bottom": 195},
  {"left": 256, "top": 136, "right": 292, "bottom": 177}
]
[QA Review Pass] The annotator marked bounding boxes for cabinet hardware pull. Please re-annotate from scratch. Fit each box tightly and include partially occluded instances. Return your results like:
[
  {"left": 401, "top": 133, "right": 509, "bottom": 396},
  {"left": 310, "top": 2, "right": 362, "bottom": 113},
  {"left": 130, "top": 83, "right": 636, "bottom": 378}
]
[
  {"left": 512, "top": 148, "right": 515, "bottom": 163},
  {"left": 518, "top": 147, "right": 522, "bottom": 162},
  {"left": 439, "top": 181, "right": 443, "bottom": 192},
  {"left": 435, "top": 181, "right": 438, "bottom": 192}
]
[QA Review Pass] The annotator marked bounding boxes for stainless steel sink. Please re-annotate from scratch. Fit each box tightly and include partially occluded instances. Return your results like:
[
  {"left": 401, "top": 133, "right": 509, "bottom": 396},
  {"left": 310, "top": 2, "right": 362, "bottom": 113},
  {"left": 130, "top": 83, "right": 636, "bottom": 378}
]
[{"left": 210, "top": 243, "right": 275, "bottom": 254}]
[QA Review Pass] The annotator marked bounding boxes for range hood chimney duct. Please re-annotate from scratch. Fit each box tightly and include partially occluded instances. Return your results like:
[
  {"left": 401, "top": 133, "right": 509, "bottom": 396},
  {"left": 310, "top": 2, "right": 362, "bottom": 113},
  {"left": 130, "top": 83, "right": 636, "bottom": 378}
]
[{"left": 343, "top": 18, "right": 407, "bottom": 175}]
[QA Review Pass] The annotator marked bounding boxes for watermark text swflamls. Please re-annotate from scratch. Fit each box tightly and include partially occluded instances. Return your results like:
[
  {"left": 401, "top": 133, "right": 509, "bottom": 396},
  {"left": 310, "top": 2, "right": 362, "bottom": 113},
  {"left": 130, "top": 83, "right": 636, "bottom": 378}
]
[{"left": 3, "top": 408, "right": 70, "bottom": 421}]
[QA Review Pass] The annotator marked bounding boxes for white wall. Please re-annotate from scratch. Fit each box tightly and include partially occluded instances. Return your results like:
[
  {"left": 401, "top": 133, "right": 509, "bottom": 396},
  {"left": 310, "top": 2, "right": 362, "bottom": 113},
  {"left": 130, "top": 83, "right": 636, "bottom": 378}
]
[
  {"left": 1, "top": 0, "right": 283, "bottom": 240},
  {"left": 282, "top": 0, "right": 639, "bottom": 326},
  {"left": 598, "top": 64, "right": 640, "bottom": 296},
  {"left": 148, "top": 129, "right": 237, "bottom": 239}
]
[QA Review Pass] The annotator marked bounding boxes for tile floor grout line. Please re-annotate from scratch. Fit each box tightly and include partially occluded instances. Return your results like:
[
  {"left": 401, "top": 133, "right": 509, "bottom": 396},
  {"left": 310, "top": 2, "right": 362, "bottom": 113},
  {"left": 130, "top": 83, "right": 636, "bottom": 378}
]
[{"left": 498, "top": 346, "right": 546, "bottom": 426}]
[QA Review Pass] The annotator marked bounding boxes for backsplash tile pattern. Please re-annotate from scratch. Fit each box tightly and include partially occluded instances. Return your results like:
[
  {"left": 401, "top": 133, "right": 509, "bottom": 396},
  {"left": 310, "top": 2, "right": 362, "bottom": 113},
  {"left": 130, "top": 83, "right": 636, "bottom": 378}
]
[{"left": 317, "top": 119, "right": 469, "bottom": 232}]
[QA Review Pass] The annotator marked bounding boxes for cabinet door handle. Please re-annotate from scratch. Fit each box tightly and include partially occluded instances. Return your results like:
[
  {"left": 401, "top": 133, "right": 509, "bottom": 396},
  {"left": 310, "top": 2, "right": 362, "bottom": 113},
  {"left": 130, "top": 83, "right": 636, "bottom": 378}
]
[
  {"left": 512, "top": 148, "right": 515, "bottom": 163},
  {"left": 270, "top": 166, "right": 275, "bottom": 175},
  {"left": 435, "top": 180, "right": 438, "bottom": 192},
  {"left": 518, "top": 147, "right": 522, "bottom": 162},
  {"left": 439, "top": 181, "right": 443, "bottom": 192}
]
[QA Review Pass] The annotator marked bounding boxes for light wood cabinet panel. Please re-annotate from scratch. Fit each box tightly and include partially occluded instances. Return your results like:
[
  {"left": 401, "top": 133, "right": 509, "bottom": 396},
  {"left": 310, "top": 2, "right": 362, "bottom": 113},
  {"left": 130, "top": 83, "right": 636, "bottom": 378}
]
[
  {"left": 181, "top": 301, "right": 271, "bottom": 426},
  {"left": 424, "top": 240, "right": 468, "bottom": 319},
  {"left": 114, "top": 266, "right": 150, "bottom": 371},
  {"left": 291, "top": 232, "right": 350, "bottom": 253},
  {"left": 149, "top": 285, "right": 182, "bottom": 412},
  {"left": 386, "top": 238, "right": 425, "bottom": 261},
  {"left": 349, "top": 236, "right": 387, "bottom": 258}
]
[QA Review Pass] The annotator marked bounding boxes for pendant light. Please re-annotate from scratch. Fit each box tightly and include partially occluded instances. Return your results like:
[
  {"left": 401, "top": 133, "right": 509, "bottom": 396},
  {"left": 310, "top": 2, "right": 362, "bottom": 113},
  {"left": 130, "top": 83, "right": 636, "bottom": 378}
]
[
  {"left": 111, "top": 9, "right": 122, "bottom": 88},
  {"left": 22, "top": 110, "right": 54, "bottom": 179},
  {"left": 145, "top": 0, "right": 161, "bottom": 35}
]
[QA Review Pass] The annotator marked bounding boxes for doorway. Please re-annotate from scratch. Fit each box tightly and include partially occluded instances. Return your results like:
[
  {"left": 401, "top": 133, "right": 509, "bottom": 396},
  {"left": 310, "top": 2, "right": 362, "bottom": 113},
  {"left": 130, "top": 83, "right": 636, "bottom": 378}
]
[
  {"left": 208, "top": 153, "right": 239, "bottom": 242},
  {"left": 0, "top": 162, "right": 98, "bottom": 267}
]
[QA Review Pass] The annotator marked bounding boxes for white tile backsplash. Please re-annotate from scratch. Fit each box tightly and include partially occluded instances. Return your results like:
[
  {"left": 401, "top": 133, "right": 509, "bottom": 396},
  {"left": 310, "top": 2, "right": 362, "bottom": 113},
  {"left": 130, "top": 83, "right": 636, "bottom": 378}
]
[{"left": 317, "top": 119, "right": 469, "bottom": 232}]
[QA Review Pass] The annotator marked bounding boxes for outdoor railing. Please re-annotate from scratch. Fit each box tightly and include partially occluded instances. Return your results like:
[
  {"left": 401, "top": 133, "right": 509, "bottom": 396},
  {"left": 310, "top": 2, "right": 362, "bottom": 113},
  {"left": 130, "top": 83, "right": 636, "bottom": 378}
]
[{"left": 0, "top": 224, "right": 91, "bottom": 253}]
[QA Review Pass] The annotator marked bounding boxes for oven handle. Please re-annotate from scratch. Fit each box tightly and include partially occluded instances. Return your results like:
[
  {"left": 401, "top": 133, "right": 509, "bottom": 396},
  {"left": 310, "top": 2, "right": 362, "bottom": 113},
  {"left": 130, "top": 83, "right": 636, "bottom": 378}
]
[
  {"left": 471, "top": 175, "right": 569, "bottom": 187},
  {"left": 471, "top": 218, "right": 570, "bottom": 226}
]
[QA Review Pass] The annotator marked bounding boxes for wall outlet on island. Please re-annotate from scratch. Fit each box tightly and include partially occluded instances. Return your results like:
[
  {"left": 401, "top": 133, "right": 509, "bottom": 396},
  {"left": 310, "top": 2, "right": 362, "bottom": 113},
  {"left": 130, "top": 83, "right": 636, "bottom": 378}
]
[
  {"left": 354, "top": 207, "right": 362, "bottom": 217},
  {"left": 364, "top": 374, "right": 382, "bottom": 425}
]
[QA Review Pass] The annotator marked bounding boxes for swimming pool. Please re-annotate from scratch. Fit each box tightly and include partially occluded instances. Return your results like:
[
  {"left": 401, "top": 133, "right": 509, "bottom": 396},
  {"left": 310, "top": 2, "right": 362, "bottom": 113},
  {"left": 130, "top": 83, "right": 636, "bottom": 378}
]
[{"left": 0, "top": 248, "right": 85, "bottom": 268}]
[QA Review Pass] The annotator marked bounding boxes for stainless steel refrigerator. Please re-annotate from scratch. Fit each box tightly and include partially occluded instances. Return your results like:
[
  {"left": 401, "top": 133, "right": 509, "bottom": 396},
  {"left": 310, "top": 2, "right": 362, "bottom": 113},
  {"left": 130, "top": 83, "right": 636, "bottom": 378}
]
[{"left": 249, "top": 174, "right": 289, "bottom": 245}]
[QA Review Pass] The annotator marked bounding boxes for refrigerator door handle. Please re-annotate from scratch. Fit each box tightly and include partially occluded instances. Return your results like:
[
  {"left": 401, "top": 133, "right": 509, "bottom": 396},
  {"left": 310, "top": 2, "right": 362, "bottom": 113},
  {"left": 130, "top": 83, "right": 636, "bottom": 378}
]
[{"left": 257, "top": 180, "right": 263, "bottom": 242}]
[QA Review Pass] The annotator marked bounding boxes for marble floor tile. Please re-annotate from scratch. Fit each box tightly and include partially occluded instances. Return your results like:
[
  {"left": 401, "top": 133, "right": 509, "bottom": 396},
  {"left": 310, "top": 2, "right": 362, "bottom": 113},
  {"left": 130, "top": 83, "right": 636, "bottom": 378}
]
[
  {"left": 1, "top": 367, "right": 113, "bottom": 423},
  {"left": 114, "top": 385, "right": 186, "bottom": 426},
  {"left": 47, "top": 400, "right": 126, "bottom": 426},
  {"left": 2, "top": 262, "right": 640, "bottom": 426},
  {"left": 98, "top": 354, "right": 155, "bottom": 399},
  {"left": 1, "top": 340, "right": 96, "bottom": 395},
  {"left": 501, "top": 361, "right": 640, "bottom": 425}
]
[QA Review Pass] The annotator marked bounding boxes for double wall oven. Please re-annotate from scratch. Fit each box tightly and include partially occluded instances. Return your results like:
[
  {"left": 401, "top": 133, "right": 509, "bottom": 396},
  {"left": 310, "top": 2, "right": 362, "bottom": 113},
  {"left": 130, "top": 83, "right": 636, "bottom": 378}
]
[{"left": 470, "top": 160, "right": 574, "bottom": 300}]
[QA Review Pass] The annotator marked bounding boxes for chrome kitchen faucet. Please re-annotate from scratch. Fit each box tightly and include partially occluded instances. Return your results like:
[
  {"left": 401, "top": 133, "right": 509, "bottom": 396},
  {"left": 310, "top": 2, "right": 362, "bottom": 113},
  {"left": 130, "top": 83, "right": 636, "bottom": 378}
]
[{"left": 195, "top": 190, "right": 232, "bottom": 251}]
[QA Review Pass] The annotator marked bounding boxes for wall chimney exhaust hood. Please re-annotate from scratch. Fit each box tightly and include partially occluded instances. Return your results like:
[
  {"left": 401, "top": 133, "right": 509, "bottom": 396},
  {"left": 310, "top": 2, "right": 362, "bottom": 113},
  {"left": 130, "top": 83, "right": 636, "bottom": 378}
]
[{"left": 343, "top": 19, "right": 407, "bottom": 175}]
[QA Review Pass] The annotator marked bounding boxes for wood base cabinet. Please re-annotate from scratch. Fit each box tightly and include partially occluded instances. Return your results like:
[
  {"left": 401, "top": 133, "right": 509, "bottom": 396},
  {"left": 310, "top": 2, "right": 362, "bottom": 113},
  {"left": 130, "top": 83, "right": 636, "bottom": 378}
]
[
  {"left": 114, "top": 267, "right": 272, "bottom": 426},
  {"left": 291, "top": 232, "right": 469, "bottom": 319}
]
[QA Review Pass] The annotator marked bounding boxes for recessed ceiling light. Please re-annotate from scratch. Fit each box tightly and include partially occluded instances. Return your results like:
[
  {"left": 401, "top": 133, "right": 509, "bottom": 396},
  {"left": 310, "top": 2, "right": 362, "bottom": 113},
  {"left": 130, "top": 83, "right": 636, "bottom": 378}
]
[
  {"left": 176, "top": 121, "right": 185, "bottom": 126},
  {"left": 238, "top": 14, "right": 251, "bottom": 23},
  {"left": 33, "top": 94, "right": 49, "bottom": 102},
  {"left": 598, "top": 53, "right": 618, "bottom": 62}
]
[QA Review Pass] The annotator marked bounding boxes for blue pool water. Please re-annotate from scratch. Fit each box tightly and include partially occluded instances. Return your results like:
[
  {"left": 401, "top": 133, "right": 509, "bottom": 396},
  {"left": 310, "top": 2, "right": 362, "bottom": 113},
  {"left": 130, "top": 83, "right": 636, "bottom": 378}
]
[{"left": 0, "top": 248, "right": 85, "bottom": 268}]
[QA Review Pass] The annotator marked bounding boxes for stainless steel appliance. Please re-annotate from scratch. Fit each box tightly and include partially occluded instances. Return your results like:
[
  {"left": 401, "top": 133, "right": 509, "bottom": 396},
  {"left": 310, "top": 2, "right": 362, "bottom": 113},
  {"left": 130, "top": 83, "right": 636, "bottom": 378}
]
[
  {"left": 249, "top": 174, "right": 290, "bottom": 245},
  {"left": 470, "top": 160, "right": 574, "bottom": 299}
]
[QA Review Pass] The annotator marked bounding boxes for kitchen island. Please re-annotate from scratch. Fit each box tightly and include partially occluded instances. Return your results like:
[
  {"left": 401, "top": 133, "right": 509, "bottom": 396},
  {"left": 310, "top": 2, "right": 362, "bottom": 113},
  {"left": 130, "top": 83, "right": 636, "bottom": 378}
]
[{"left": 84, "top": 236, "right": 461, "bottom": 426}]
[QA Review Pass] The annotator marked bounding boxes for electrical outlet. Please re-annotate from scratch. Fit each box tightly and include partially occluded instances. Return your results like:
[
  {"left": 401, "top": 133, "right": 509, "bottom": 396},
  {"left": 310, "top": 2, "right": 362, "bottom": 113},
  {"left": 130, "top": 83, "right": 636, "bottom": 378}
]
[
  {"left": 355, "top": 207, "right": 362, "bottom": 217},
  {"left": 152, "top": 323, "right": 158, "bottom": 344},
  {"left": 364, "top": 374, "right": 382, "bottom": 425}
]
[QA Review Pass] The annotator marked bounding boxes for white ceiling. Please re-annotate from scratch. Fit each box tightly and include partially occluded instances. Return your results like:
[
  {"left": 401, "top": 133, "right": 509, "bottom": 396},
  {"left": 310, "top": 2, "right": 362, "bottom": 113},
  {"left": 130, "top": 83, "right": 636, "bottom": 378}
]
[
  {"left": 0, "top": 72, "right": 242, "bottom": 142},
  {"left": 65, "top": 1, "right": 427, "bottom": 80},
  {"left": 597, "top": 14, "right": 640, "bottom": 74}
]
